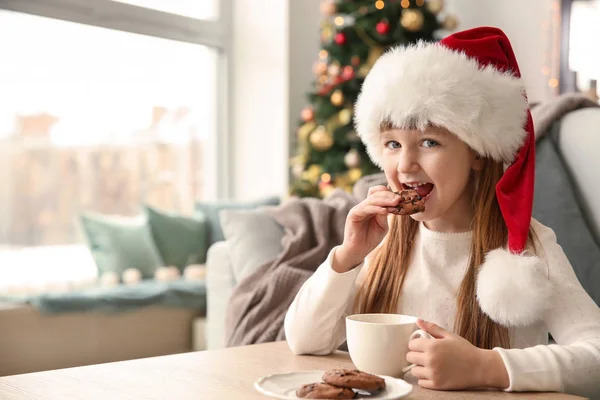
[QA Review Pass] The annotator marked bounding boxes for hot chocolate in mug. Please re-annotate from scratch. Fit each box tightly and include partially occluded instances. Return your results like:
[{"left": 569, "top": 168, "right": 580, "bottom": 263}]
[{"left": 345, "top": 314, "right": 433, "bottom": 377}]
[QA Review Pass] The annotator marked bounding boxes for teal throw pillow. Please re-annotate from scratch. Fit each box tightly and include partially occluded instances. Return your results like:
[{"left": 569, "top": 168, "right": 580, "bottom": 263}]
[
  {"left": 80, "top": 213, "right": 164, "bottom": 279},
  {"left": 145, "top": 205, "right": 209, "bottom": 269}
]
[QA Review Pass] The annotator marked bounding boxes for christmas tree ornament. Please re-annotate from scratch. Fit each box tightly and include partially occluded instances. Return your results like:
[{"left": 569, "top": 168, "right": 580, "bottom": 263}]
[
  {"left": 443, "top": 15, "right": 459, "bottom": 30},
  {"left": 427, "top": 0, "right": 444, "bottom": 14},
  {"left": 341, "top": 66, "right": 355, "bottom": 81},
  {"left": 334, "top": 32, "right": 347, "bottom": 45},
  {"left": 313, "top": 61, "right": 328, "bottom": 76},
  {"left": 319, "top": 181, "right": 336, "bottom": 198},
  {"left": 348, "top": 168, "right": 363, "bottom": 182},
  {"left": 321, "top": 25, "right": 333, "bottom": 42},
  {"left": 344, "top": 148, "right": 361, "bottom": 168},
  {"left": 302, "top": 164, "right": 323, "bottom": 183},
  {"left": 416, "top": 0, "right": 425, "bottom": 6},
  {"left": 297, "top": 122, "right": 317, "bottom": 140},
  {"left": 301, "top": 107, "right": 315, "bottom": 122},
  {"left": 339, "top": 108, "right": 353, "bottom": 125},
  {"left": 351, "top": 56, "right": 361, "bottom": 66},
  {"left": 328, "top": 62, "right": 341, "bottom": 76},
  {"left": 320, "top": 0, "right": 336, "bottom": 16},
  {"left": 310, "top": 126, "right": 334, "bottom": 151},
  {"left": 401, "top": 9, "right": 424, "bottom": 32},
  {"left": 330, "top": 90, "right": 344, "bottom": 106},
  {"left": 376, "top": 20, "right": 391, "bottom": 35}
]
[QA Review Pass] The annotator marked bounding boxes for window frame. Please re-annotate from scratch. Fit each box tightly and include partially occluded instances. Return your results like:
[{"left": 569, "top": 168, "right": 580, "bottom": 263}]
[{"left": 0, "top": 0, "right": 233, "bottom": 198}]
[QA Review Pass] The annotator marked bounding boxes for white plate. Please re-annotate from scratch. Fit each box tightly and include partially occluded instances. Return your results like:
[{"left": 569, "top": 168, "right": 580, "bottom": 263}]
[{"left": 254, "top": 370, "right": 413, "bottom": 400}]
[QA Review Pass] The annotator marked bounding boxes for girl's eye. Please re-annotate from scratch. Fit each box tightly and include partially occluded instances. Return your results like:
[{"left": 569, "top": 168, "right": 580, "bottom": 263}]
[
  {"left": 385, "top": 141, "right": 401, "bottom": 149},
  {"left": 422, "top": 139, "right": 439, "bottom": 148}
]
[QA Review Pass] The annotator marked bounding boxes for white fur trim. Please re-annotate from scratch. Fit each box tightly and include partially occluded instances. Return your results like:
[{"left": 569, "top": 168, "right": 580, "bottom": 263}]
[
  {"left": 354, "top": 41, "right": 529, "bottom": 167},
  {"left": 476, "top": 248, "right": 553, "bottom": 327}
]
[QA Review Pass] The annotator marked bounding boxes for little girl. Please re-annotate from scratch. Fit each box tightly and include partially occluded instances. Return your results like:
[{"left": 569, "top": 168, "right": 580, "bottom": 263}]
[{"left": 285, "top": 27, "right": 600, "bottom": 397}]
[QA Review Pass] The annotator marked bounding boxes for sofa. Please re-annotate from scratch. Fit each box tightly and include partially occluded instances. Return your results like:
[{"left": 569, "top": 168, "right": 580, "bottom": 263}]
[{"left": 205, "top": 105, "right": 600, "bottom": 350}]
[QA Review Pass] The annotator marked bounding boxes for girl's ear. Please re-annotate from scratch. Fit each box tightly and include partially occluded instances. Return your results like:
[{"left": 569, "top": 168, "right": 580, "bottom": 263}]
[{"left": 472, "top": 153, "right": 484, "bottom": 171}]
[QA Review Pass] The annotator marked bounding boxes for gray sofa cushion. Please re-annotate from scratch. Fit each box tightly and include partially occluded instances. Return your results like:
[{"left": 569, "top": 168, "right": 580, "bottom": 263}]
[
  {"left": 532, "top": 123, "right": 600, "bottom": 307},
  {"left": 557, "top": 108, "right": 600, "bottom": 243}
]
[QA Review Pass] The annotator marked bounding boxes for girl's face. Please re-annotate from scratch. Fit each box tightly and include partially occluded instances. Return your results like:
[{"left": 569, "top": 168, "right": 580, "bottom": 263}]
[{"left": 380, "top": 126, "right": 482, "bottom": 233}]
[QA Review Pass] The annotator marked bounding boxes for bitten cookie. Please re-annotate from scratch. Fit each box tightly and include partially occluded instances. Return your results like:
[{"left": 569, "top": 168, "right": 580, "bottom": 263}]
[
  {"left": 394, "top": 189, "right": 425, "bottom": 215},
  {"left": 322, "top": 369, "right": 386, "bottom": 393},
  {"left": 296, "top": 382, "right": 356, "bottom": 399}
]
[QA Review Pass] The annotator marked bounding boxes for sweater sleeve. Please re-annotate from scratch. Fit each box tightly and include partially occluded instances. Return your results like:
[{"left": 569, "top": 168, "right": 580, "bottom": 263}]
[
  {"left": 284, "top": 246, "right": 365, "bottom": 355},
  {"left": 493, "top": 221, "right": 600, "bottom": 398}
]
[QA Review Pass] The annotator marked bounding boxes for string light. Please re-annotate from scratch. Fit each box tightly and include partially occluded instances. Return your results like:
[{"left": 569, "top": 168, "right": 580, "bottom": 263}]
[
  {"left": 334, "top": 16, "right": 345, "bottom": 26},
  {"left": 375, "top": 0, "right": 385, "bottom": 10},
  {"left": 321, "top": 173, "right": 332, "bottom": 183},
  {"left": 416, "top": 0, "right": 425, "bottom": 5},
  {"left": 549, "top": 78, "right": 559, "bottom": 88},
  {"left": 541, "top": 66, "right": 550, "bottom": 76},
  {"left": 319, "top": 50, "right": 328, "bottom": 59},
  {"left": 401, "top": 0, "right": 410, "bottom": 8}
]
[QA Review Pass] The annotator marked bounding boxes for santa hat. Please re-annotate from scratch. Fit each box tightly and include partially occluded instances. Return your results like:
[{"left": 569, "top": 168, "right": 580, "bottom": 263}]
[{"left": 354, "top": 27, "right": 552, "bottom": 327}]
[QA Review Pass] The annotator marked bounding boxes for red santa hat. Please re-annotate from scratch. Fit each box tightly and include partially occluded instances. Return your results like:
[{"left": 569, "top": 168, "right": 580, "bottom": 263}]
[{"left": 354, "top": 26, "right": 552, "bottom": 327}]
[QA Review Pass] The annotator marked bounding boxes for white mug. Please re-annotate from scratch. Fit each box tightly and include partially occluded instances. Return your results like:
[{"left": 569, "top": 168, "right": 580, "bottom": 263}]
[{"left": 345, "top": 314, "right": 433, "bottom": 377}]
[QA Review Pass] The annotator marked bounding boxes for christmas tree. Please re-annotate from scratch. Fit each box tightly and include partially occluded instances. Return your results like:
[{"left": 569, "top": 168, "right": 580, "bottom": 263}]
[{"left": 289, "top": 0, "right": 458, "bottom": 198}]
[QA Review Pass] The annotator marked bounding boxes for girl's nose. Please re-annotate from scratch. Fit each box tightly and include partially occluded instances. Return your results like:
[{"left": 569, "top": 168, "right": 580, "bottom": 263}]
[{"left": 396, "top": 150, "right": 420, "bottom": 174}]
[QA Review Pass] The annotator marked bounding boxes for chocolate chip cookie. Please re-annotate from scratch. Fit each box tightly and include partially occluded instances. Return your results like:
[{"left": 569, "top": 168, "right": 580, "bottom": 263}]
[
  {"left": 322, "top": 369, "right": 386, "bottom": 393},
  {"left": 296, "top": 382, "right": 356, "bottom": 399},
  {"left": 394, "top": 189, "right": 425, "bottom": 215}
]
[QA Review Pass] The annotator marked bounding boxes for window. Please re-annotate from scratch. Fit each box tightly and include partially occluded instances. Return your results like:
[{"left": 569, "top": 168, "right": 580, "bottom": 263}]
[
  {"left": 111, "top": 0, "right": 219, "bottom": 20},
  {"left": 0, "top": 0, "right": 230, "bottom": 249}
]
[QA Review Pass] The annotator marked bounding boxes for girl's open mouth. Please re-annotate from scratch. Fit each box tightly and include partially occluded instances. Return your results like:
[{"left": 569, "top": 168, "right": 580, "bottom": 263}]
[{"left": 402, "top": 182, "right": 434, "bottom": 199}]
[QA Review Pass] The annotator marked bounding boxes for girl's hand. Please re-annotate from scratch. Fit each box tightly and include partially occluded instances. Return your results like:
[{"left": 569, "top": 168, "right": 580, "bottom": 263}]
[
  {"left": 333, "top": 185, "right": 400, "bottom": 272},
  {"left": 406, "top": 320, "right": 510, "bottom": 390}
]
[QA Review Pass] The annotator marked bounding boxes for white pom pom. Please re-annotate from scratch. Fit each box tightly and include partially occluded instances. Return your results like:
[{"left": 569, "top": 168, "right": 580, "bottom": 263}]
[
  {"left": 154, "top": 266, "right": 181, "bottom": 282},
  {"left": 477, "top": 249, "right": 553, "bottom": 327},
  {"left": 184, "top": 264, "right": 206, "bottom": 281},
  {"left": 100, "top": 271, "right": 119, "bottom": 287},
  {"left": 122, "top": 268, "right": 142, "bottom": 285}
]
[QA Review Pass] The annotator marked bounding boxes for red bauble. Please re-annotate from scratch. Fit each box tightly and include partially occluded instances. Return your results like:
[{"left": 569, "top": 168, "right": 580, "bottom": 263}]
[
  {"left": 376, "top": 21, "right": 390, "bottom": 35},
  {"left": 334, "top": 32, "right": 347, "bottom": 45},
  {"left": 341, "top": 66, "right": 355, "bottom": 81}
]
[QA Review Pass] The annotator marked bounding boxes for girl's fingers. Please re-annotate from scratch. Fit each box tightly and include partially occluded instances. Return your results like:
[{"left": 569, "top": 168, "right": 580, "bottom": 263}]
[
  {"left": 406, "top": 351, "right": 427, "bottom": 366},
  {"left": 367, "top": 185, "right": 391, "bottom": 196},
  {"left": 350, "top": 205, "right": 388, "bottom": 219},
  {"left": 418, "top": 379, "right": 435, "bottom": 389},
  {"left": 410, "top": 366, "right": 431, "bottom": 380},
  {"left": 365, "top": 191, "right": 401, "bottom": 208}
]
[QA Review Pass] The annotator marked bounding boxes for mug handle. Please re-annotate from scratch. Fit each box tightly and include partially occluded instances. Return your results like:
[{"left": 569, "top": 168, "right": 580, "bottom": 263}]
[{"left": 401, "top": 329, "right": 433, "bottom": 373}]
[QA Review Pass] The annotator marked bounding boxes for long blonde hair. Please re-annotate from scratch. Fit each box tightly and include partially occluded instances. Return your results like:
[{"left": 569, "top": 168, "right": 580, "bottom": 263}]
[{"left": 354, "top": 157, "right": 537, "bottom": 349}]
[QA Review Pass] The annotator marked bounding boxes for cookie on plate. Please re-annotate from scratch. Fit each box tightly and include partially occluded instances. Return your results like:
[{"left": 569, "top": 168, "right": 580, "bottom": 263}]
[
  {"left": 322, "top": 369, "right": 386, "bottom": 393},
  {"left": 296, "top": 382, "right": 356, "bottom": 399}
]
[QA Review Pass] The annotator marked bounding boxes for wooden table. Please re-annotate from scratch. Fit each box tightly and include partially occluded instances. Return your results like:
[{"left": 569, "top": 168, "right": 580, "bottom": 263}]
[{"left": 0, "top": 341, "right": 587, "bottom": 400}]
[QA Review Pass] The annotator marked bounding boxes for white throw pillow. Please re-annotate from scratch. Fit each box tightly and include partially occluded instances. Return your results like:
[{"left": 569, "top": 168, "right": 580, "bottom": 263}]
[{"left": 218, "top": 208, "right": 284, "bottom": 282}]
